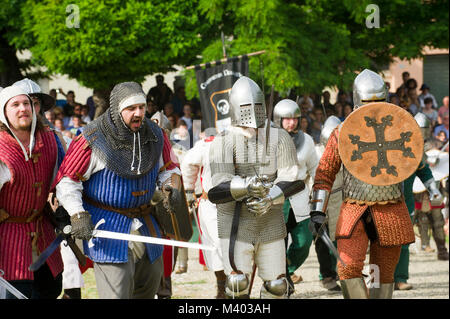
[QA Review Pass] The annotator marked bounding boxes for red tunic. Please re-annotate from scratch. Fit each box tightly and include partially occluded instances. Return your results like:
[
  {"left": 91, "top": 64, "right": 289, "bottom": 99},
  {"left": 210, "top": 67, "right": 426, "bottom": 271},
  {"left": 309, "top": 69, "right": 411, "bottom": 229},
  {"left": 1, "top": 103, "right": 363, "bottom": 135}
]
[
  {"left": 313, "top": 128, "right": 415, "bottom": 247},
  {"left": 0, "top": 129, "right": 64, "bottom": 281}
]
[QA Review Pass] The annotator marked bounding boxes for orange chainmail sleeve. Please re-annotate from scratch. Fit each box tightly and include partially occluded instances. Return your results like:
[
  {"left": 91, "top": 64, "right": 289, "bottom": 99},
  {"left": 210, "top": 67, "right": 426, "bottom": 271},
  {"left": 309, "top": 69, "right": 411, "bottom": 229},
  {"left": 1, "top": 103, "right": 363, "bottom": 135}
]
[{"left": 313, "top": 128, "right": 342, "bottom": 193}]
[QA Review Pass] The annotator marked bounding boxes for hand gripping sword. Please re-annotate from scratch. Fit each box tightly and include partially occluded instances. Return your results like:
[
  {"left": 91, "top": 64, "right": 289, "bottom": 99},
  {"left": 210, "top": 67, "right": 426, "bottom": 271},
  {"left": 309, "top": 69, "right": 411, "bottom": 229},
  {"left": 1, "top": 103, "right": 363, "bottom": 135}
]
[
  {"left": 29, "top": 204, "right": 86, "bottom": 272},
  {"left": 88, "top": 219, "right": 215, "bottom": 251}
]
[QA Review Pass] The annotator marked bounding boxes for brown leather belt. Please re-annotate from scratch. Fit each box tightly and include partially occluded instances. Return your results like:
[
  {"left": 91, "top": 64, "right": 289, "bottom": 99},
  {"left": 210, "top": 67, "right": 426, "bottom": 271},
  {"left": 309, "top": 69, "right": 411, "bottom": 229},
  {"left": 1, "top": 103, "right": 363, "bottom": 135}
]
[
  {"left": 82, "top": 194, "right": 158, "bottom": 237},
  {"left": 0, "top": 208, "right": 45, "bottom": 252},
  {"left": 82, "top": 194, "right": 153, "bottom": 219},
  {"left": 0, "top": 208, "right": 44, "bottom": 224}
]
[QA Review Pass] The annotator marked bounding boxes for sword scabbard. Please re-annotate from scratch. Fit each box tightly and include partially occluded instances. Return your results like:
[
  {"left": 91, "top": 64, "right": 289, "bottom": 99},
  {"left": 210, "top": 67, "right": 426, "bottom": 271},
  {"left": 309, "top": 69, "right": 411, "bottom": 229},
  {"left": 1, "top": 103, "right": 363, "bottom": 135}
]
[{"left": 66, "top": 236, "right": 87, "bottom": 267}]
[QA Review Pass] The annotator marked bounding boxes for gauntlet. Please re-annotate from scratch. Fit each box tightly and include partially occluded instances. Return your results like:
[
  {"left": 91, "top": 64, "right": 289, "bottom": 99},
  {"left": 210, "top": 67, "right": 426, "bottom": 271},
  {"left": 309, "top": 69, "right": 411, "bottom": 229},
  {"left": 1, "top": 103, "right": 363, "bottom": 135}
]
[{"left": 70, "top": 211, "right": 94, "bottom": 240}]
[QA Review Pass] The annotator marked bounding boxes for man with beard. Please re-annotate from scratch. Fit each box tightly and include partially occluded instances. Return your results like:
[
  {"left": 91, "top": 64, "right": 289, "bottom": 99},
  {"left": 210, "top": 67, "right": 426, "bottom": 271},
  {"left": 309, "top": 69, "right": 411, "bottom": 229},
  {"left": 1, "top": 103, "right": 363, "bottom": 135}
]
[
  {"left": 54, "top": 82, "right": 181, "bottom": 299},
  {"left": 13, "top": 78, "right": 67, "bottom": 152},
  {"left": 0, "top": 86, "right": 64, "bottom": 298}
]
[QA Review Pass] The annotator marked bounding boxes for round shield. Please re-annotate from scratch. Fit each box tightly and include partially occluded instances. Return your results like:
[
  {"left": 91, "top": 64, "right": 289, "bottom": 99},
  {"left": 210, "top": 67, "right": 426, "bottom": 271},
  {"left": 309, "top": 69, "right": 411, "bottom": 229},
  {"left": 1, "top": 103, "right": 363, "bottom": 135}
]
[{"left": 338, "top": 102, "right": 423, "bottom": 186}]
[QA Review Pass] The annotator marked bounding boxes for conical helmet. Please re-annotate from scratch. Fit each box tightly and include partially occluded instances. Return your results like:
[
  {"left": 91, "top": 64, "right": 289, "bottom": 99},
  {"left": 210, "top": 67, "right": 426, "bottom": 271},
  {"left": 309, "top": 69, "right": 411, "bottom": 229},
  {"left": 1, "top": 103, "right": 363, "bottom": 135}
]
[
  {"left": 353, "top": 69, "right": 387, "bottom": 109},
  {"left": 273, "top": 99, "right": 301, "bottom": 129}
]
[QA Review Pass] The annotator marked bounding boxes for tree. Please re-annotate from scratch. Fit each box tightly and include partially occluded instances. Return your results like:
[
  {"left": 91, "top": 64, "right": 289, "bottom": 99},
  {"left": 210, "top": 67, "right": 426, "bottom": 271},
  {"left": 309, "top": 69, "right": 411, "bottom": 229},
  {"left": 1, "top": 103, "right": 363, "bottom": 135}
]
[
  {"left": 1, "top": 0, "right": 448, "bottom": 101},
  {"left": 0, "top": 0, "right": 34, "bottom": 86},
  {"left": 16, "top": 0, "right": 207, "bottom": 91},
  {"left": 184, "top": 0, "right": 449, "bottom": 98}
]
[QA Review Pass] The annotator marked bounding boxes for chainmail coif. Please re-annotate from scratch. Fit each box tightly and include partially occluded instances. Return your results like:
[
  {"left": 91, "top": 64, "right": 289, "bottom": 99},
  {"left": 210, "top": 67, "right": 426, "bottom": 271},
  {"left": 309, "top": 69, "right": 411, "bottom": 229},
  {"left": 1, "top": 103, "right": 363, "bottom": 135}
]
[{"left": 82, "top": 82, "right": 163, "bottom": 179}]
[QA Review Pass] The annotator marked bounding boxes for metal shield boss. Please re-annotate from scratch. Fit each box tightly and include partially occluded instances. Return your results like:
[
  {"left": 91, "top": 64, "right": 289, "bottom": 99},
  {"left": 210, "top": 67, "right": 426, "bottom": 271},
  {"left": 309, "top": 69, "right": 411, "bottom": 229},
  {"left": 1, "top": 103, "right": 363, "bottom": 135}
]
[{"left": 338, "top": 102, "right": 423, "bottom": 186}]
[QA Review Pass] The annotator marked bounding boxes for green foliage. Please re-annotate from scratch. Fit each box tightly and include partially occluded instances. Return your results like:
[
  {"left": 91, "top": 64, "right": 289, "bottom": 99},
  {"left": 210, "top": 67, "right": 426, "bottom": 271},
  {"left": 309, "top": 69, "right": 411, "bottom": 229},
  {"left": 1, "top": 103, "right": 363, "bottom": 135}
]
[
  {"left": 184, "top": 0, "right": 448, "bottom": 98},
  {"left": 1, "top": 0, "right": 448, "bottom": 94},
  {"left": 16, "top": 0, "right": 205, "bottom": 89}
]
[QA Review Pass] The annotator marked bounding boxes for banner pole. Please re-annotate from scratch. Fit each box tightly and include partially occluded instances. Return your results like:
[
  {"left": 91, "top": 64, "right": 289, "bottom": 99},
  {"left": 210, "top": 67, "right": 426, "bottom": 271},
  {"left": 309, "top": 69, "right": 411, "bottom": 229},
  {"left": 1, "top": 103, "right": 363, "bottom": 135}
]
[
  {"left": 185, "top": 50, "right": 266, "bottom": 70},
  {"left": 221, "top": 32, "right": 227, "bottom": 59}
]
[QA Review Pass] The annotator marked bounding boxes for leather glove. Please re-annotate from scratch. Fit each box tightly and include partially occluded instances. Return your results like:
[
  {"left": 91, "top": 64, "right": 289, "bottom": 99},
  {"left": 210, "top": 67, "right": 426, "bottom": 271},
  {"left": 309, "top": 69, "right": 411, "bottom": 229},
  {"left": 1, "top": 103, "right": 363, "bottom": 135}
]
[
  {"left": 54, "top": 206, "right": 72, "bottom": 234},
  {"left": 246, "top": 195, "right": 272, "bottom": 217},
  {"left": 70, "top": 211, "right": 94, "bottom": 241},
  {"left": 151, "top": 188, "right": 164, "bottom": 204},
  {"left": 308, "top": 211, "right": 327, "bottom": 237}
]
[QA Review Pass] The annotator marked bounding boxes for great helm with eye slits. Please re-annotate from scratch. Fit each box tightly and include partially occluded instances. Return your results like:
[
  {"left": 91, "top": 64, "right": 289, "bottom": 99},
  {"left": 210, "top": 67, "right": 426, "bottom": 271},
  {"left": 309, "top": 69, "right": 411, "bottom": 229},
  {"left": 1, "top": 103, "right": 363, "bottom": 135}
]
[
  {"left": 229, "top": 76, "right": 266, "bottom": 128},
  {"left": 352, "top": 69, "right": 388, "bottom": 109},
  {"left": 273, "top": 99, "right": 301, "bottom": 131}
]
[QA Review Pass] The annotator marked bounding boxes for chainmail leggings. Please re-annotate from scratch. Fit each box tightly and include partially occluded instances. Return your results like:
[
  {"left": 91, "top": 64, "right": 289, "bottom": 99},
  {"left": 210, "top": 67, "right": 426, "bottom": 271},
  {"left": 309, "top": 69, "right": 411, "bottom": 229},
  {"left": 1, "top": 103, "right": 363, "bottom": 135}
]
[{"left": 337, "top": 219, "right": 401, "bottom": 283}]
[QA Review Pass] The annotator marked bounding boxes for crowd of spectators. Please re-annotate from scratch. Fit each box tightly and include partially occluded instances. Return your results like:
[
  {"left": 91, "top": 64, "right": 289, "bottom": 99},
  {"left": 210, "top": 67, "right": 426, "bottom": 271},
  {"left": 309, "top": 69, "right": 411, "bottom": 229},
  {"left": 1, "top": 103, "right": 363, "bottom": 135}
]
[
  {"left": 391, "top": 71, "right": 448, "bottom": 149},
  {"left": 45, "top": 72, "right": 448, "bottom": 151},
  {"left": 44, "top": 88, "right": 91, "bottom": 145}
]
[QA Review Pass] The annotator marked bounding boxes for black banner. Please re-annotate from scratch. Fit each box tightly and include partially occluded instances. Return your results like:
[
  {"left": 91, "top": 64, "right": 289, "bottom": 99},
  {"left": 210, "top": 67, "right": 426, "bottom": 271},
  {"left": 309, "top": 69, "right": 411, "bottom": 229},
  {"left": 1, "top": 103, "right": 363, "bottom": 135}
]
[{"left": 195, "top": 56, "right": 249, "bottom": 133}]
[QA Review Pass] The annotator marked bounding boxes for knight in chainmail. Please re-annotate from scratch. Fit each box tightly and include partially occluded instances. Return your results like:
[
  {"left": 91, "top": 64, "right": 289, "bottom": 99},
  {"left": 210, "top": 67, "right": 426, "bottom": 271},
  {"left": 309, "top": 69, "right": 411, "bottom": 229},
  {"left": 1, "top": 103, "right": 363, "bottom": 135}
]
[
  {"left": 207, "top": 77, "right": 305, "bottom": 299},
  {"left": 55, "top": 82, "right": 182, "bottom": 299},
  {"left": 272, "top": 99, "right": 319, "bottom": 294},
  {"left": 309, "top": 69, "right": 443, "bottom": 299}
]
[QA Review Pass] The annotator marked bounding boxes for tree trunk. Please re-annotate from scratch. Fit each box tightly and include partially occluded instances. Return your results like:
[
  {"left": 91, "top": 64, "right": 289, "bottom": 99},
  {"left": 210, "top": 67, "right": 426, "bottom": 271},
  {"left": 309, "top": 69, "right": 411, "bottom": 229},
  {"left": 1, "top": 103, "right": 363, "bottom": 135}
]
[{"left": 0, "top": 34, "right": 23, "bottom": 87}]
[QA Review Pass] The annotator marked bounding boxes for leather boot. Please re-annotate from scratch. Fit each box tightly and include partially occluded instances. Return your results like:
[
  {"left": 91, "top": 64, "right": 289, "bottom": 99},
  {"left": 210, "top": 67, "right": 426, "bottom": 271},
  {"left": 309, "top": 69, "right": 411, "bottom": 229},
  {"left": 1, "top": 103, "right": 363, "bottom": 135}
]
[
  {"left": 340, "top": 278, "right": 368, "bottom": 299},
  {"left": 62, "top": 288, "right": 81, "bottom": 299},
  {"left": 369, "top": 283, "right": 394, "bottom": 299},
  {"left": 394, "top": 282, "right": 413, "bottom": 290},
  {"left": 215, "top": 270, "right": 227, "bottom": 299},
  {"left": 434, "top": 237, "right": 449, "bottom": 260},
  {"left": 437, "top": 244, "right": 449, "bottom": 260},
  {"left": 216, "top": 280, "right": 226, "bottom": 299}
]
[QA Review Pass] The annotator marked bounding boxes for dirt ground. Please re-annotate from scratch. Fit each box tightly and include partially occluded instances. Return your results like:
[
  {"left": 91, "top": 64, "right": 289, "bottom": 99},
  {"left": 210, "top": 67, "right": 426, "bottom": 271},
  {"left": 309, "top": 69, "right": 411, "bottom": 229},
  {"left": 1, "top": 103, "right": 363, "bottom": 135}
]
[
  {"left": 79, "top": 234, "right": 448, "bottom": 299},
  {"left": 168, "top": 238, "right": 449, "bottom": 299}
]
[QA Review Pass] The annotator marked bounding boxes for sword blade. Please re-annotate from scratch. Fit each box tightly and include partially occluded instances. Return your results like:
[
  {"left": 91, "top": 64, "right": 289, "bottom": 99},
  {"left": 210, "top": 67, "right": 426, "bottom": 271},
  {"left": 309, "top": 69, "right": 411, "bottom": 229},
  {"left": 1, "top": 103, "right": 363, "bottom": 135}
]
[
  {"left": 29, "top": 234, "right": 64, "bottom": 272},
  {"left": 319, "top": 230, "right": 347, "bottom": 267},
  {"left": 91, "top": 229, "right": 215, "bottom": 251},
  {"left": 0, "top": 275, "right": 28, "bottom": 299}
]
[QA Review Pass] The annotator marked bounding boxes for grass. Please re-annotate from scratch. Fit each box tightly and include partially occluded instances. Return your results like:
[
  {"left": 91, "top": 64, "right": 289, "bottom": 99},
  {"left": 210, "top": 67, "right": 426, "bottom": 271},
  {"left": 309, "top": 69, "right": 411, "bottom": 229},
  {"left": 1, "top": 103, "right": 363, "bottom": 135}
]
[{"left": 81, "top": 268, "right": 99, "bottom": 299}]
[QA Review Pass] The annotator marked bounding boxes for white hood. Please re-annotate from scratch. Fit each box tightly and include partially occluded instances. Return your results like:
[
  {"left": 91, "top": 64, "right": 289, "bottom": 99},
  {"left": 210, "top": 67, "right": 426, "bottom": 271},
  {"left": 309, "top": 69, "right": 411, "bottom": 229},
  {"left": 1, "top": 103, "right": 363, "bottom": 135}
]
[{"left": 0, "top": 85, "right": 37, "bottom": 161}]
